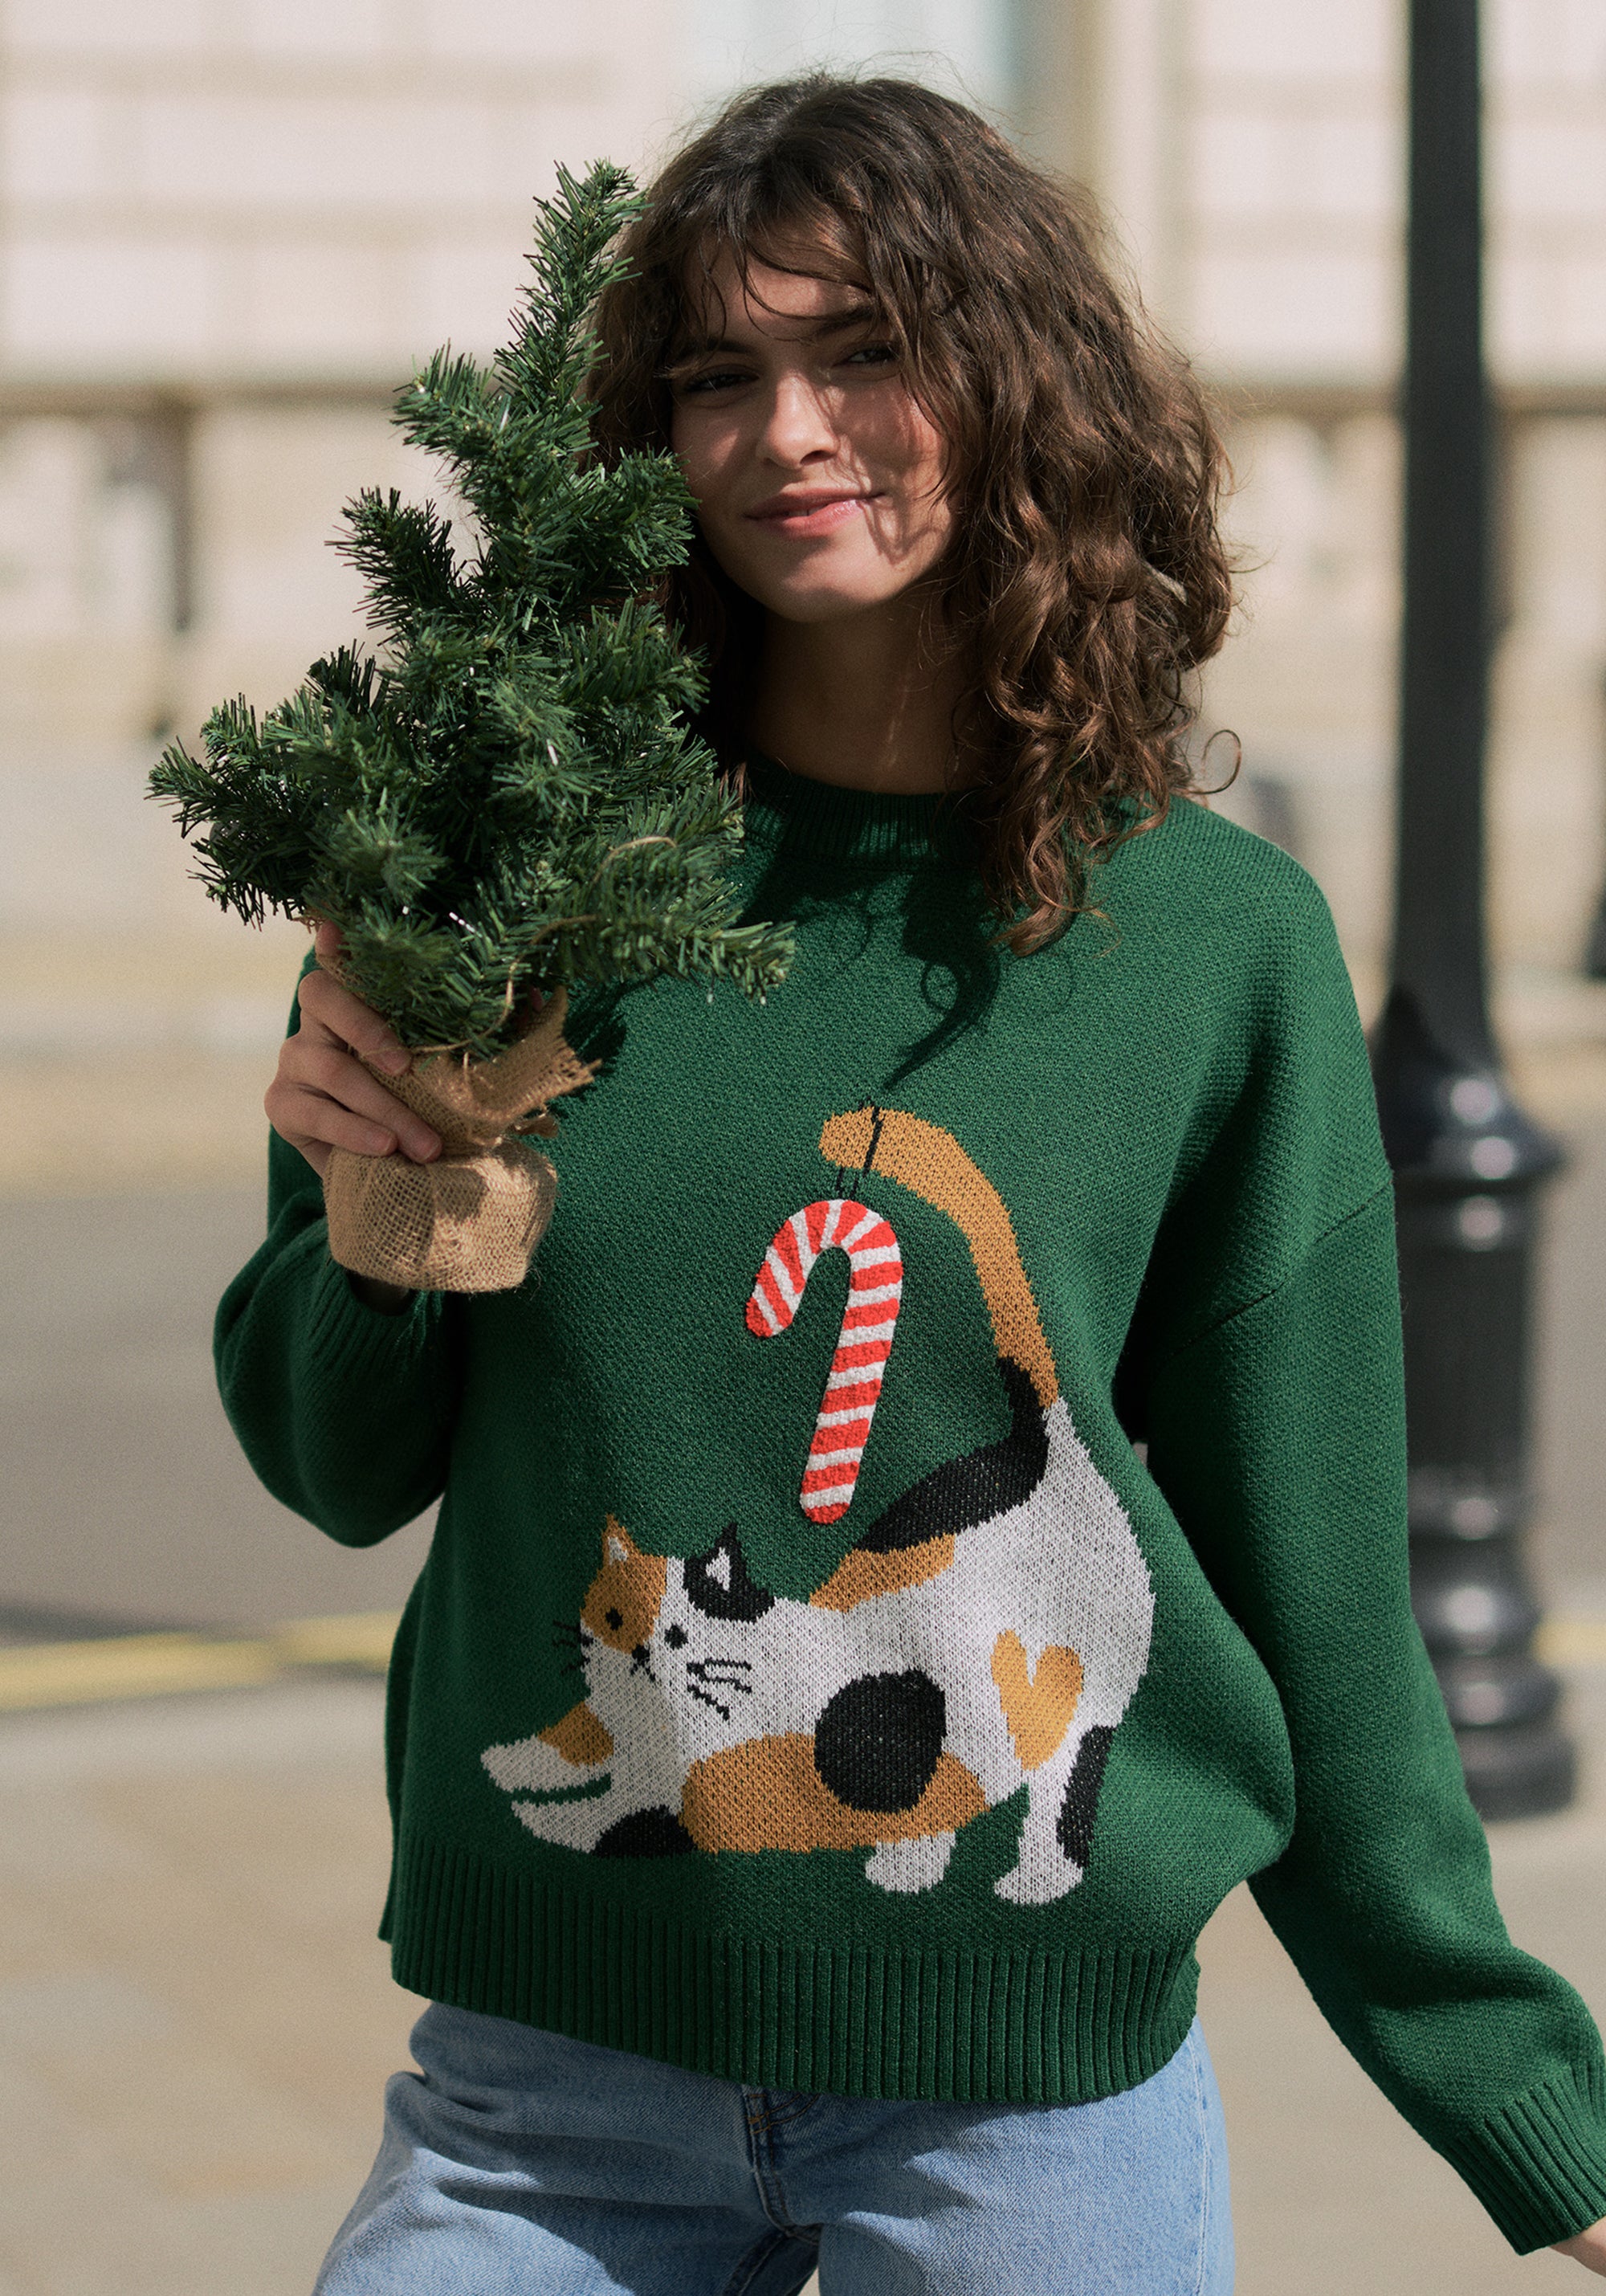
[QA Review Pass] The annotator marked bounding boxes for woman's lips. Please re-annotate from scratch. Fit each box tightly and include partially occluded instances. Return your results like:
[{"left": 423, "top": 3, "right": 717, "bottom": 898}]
[{"left": 744, "top": 491, "right": 875, "bottom": 536}]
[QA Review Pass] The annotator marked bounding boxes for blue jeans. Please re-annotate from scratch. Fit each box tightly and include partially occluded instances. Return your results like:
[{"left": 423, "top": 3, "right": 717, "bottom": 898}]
[{"left": 316, "top": 2003, "right": 1233, "bottom": 2294}]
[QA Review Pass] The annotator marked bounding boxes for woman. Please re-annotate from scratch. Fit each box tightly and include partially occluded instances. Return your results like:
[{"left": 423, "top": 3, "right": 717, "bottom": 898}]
[{"left": 223, "top": 75, "right": 1606, "bottom": 2290}]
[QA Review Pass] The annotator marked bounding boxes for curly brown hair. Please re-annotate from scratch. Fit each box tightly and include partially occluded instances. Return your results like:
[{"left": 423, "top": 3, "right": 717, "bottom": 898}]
[{"left": 589, "top": 75, "right": 1234, "bottom": 954}]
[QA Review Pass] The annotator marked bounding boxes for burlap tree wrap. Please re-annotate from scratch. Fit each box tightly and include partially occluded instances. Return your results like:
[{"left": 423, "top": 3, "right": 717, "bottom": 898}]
[{"left": 323, "top": 987, "right": 597, "bottom": 1293}]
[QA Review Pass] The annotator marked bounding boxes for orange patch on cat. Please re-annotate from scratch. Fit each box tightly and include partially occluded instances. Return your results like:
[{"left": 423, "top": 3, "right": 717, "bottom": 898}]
[
  {"left": 990, "top": 1630, "right": 1082, "bottom": 1769},
  {"left": 581, "top": 1517, "right": 665, "bottom": 1654},
  {"left": 681, "top": 1736, "right": 986, "bottom": 1854},
  {"left": 809, "top": 1535, "right": 956, "bottom": 1610},
  {"left": 538, "top": 1703, "right": 614, "bottom": 1767}
]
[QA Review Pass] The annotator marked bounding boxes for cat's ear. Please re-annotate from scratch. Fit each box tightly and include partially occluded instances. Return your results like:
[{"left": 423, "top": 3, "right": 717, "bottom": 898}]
[{"left": 602, "top": 1515, "right": 638, "bottom": 1565}]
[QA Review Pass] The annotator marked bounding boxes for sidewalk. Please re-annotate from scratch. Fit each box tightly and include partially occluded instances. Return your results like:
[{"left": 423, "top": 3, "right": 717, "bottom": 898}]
[{"left": 2, "top": 1667, "right": 1605, "bottom": 2294}]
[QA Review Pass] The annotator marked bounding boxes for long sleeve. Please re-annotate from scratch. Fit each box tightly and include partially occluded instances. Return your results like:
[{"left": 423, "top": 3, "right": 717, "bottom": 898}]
[
  {"left": 1139, "top": 893, "right": 1606, "bottom": 2253},
  {"left": 214, "top": 1097, "right": 462, "bottom": 1548}
]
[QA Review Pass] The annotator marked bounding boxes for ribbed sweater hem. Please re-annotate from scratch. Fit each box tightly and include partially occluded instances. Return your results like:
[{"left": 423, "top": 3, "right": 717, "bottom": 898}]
[
  {"left": 385, "top": 1833, "right": 1200, "bottom": 2104},
  {"left": 1437, "top": 2060, "right": 1606, "bottom": 2253}
]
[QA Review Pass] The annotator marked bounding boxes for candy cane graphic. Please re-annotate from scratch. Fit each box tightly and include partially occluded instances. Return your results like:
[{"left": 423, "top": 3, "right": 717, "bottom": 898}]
[{"left": 745, "top": 1198, "right": 903, "bottom": 1523}]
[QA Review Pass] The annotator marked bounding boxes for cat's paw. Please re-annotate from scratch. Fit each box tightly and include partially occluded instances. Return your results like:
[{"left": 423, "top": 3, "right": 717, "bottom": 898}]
[
  {"left": 483, "top": 1734, "right": 605, "bottom": 1794},
  {"left": 864, "top": 1832, "right": 956, "bottom": 1893},
  {"left": 512, "top": 1794, "right": 611, "bottom": 1849},
  {"left": 994, "top": 1852, "right": 1082, "bottom": 1904}
]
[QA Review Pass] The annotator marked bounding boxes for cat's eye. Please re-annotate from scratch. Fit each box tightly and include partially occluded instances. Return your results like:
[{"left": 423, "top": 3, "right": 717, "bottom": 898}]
[{"left": 605, "top": 1607, "right": 623, "bottom": 1630}]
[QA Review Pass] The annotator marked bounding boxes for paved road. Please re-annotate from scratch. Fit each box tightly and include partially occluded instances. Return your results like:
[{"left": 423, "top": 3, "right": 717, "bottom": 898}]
[{"left": 0, "top": 1190, "right": 430, "bottom": 1632}]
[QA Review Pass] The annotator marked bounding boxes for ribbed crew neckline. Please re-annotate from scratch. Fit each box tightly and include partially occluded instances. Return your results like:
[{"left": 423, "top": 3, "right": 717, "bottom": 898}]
[{"left": 739, "top": 749, "right": 973, "bottom": 869}]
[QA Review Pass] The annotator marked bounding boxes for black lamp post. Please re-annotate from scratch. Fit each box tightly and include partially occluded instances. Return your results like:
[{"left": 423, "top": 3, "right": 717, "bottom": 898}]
[{"left": 1370, "top": 0, "right": 1572, "bottom": 1818}]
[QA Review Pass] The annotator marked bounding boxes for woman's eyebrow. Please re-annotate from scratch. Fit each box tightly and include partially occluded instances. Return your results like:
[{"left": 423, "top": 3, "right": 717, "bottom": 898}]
[{"left": 668, "top": 304, "right": 881, "bottom": 363}]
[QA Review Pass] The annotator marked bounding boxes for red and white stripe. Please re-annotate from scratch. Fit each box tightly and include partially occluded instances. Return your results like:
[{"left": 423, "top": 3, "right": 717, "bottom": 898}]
[{"left": 745, "top": 1197, "right": 903, "bottom": 1524}]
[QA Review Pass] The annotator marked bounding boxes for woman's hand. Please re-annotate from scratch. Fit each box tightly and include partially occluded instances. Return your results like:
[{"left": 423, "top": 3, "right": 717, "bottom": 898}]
[
  {"left": 1555, "top": 2218, "right": 1606, "bottom": 2274},
  {"left": 267, "top": 921, "right": 442, "bottom": 1180}
]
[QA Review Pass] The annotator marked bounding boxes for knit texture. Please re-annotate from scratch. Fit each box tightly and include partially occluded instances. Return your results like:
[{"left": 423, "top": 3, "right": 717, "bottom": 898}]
[{"left": 217, "top": 754, "right": 1606, "bottom": 2252}]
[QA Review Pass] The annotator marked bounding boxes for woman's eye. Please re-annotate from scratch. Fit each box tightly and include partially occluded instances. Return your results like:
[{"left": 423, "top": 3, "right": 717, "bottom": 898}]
[{"left": 677, "top": 367, "right": 753, "bottom": 397}]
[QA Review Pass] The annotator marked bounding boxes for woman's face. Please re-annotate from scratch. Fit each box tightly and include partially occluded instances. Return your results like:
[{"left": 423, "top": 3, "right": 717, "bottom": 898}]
[{"left": 667, "top": 247, "right": 952, "bottom": 626}]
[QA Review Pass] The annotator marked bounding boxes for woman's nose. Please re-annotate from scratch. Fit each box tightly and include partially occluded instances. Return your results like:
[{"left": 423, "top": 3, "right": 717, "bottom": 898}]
[{"left": 759, "top": 371, "right": 837, "bottom": 466}]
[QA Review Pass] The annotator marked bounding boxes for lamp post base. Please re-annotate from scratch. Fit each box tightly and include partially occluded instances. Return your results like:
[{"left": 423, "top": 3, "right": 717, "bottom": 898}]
[{"left": 1372, "top": 985, "right": 1572, "bottom": 1823}]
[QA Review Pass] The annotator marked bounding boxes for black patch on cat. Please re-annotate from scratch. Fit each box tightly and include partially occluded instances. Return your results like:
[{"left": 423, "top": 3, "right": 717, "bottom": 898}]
[
  {"left": 684, "top": 1525, "right": 775, "bottom": 1621},
  {"left": 1056, "top": 1727, "right": 1115, "bottom": 1870},
  {"left": 813, "top": 1670, "right": 946, "bottom": 1813},
  {"left": 662, "top": 1623, "right": 687, "bottom": 1650},
  {"left": 855, "top": 1356, "right": 1049, "bottom": 1556},
  {"left": 594, "top": 1806, "right": 695, "bottom": 1858}
]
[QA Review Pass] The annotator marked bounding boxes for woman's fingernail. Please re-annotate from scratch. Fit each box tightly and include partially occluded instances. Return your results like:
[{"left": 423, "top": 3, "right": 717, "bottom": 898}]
[{"left": 375, "top": 1049, "right": 410, "bottom": 1075}]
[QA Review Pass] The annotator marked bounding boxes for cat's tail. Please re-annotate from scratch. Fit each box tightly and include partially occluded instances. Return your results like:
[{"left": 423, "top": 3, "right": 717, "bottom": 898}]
[{"left": 820, "top": 1105, "right": 1059, "bottom": 1409}]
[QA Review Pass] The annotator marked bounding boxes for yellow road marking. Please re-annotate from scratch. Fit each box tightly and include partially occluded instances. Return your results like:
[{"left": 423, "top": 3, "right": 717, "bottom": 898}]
[
  {"left": 0, "top": 1613, "right": 402, "bottom": 1713},
  {"left": 271, "top": 1611, "right": 403, "bottom": 1670},
  {"left": 0, "top": 1633, "right": 282, "bottom": 1711},
  {"left": 1537, "top": 1616, "right": 1606, "bottom": 1669}
]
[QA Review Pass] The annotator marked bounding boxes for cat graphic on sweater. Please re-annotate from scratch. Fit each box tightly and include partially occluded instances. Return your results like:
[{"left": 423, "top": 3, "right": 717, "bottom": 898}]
[{"left": 483, "top": 1106, "right": 1154, "bottom": 1903}]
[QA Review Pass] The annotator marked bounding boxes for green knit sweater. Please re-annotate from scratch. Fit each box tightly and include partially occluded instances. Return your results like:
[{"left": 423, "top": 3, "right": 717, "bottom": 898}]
[{"left": 218, "top": 752, "right": 1606, "bottom": 2252}]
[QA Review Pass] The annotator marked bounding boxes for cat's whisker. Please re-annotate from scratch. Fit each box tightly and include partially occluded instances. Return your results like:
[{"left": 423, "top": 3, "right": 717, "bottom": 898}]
[
  {"left": 687, "top": 1659, "right": 754, "bottom": 1694},
  {"left": 686, "top": 1683, "right": 732, "bottom": 1722}
]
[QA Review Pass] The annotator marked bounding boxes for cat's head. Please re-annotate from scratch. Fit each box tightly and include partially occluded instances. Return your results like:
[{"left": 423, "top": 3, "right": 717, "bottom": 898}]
[{"left": 577, "top": 1518, "right": 776, "bottom": 1703}]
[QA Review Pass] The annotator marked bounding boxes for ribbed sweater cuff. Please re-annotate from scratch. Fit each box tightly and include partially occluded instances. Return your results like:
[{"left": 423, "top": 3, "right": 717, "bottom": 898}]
[
  {"left": 1439, "top": 2062, "right": 1606, "bottom": 2252},
  {"left": 306, "top": 1247, "right": 446, "bottom": 1376}
]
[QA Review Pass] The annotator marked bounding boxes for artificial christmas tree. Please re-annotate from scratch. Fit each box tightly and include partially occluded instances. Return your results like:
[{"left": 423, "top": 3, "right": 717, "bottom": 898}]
[{"left": 150, "top": 161, "right": 792, "bottom": 1292}]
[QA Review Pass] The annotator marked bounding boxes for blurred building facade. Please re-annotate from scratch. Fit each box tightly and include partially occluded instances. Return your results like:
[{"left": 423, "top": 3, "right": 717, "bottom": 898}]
[{"left": 2, "top": 0, "right": 1604, "bottom": 1189}]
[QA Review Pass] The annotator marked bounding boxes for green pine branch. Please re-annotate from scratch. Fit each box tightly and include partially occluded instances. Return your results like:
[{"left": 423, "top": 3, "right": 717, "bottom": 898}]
[{"left": 149, "top": 159, "right": 793, "bottom": 1057}]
